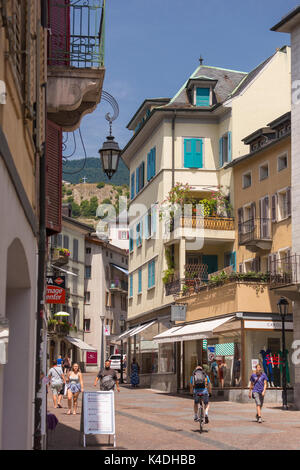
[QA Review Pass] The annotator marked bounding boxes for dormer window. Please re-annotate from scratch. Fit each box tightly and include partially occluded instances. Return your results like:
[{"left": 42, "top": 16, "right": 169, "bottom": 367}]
[{"left": 195, "top": 87, "right": 210, "bottom": 106}]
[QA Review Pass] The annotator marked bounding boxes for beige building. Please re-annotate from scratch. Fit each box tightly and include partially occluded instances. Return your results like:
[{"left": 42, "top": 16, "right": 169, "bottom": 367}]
[
  {"left": 121, "top": 48, "right": 291, "bottom": 393},
  {"left": 84, "top": 236, "right": 128, "bottom": 372}
]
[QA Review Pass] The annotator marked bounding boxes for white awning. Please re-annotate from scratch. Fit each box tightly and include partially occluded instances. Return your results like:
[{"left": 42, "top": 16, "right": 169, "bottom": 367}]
[
  {"left": 117, "top": 321, "right": 156, "bottom": 340},
  {"left": 51, "top": 265, "right": 78, "bottom": 276},
  {"left": 65, "top": 336, "right": 96, "bottom": 351},
  {"left": 111, "top": 264, "right": 128, "bottom": 275},
  {"left": 153, "top": 316, "right": 234, "bottom": 344}
]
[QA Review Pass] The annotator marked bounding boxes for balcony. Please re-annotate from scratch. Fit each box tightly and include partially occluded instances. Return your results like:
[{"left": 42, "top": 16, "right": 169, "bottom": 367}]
[
  {"left": 269, "top": 254, "right": 300, "bottom": 300},
  {"left": 109, "top": 279, "right": 128, "bottom": 293},
  {"left": 47, "top": 0, "right": 106, "bottom": 131},
  {"left": 238, "top": 218, "right": 272, "bottom": 252},
  {"left": 48, "top": 319, "right": 77, "bottom": 336},
  {"left": 51, "top": 248, "right": 71, "bottom": 266},
  {"left": 164, "top": 215, "right": 235, "bottom": 244}
]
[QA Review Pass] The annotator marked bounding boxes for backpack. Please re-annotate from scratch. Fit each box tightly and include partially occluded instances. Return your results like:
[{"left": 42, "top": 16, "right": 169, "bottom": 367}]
[
  {"left": 193, "top": 368, "right": 206, "bottom": 388},
  {"left": 100, "top": 374, "right": 115, "bottom": 391}
]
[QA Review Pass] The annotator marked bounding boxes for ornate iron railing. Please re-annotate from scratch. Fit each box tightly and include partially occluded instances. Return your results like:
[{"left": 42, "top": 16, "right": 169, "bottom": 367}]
[
  {"left": 48, "top": 0, "right": 105, "bottom": 67},
  {"left": 166, "top": 215, "right": 234, "bottom": 235},
  {"left": 269, "top": 254, "right": 300, "bottom": 288},
  {"left": 238, "top": 218, "right": 271, "bottom": 245}
]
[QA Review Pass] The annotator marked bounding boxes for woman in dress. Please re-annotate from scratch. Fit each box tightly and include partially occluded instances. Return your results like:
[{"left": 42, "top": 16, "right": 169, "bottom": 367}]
[
  {"left": 130, "top": 357, "right": 140, "bottom": 388},
  {"left": 66, "top": 363, "right": 84, "bottom": 415}
]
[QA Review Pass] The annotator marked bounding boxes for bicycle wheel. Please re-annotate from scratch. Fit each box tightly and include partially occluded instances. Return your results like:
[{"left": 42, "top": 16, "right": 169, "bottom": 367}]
[{"left": 199, "top": 404, "right": 204, "bottom": 433}]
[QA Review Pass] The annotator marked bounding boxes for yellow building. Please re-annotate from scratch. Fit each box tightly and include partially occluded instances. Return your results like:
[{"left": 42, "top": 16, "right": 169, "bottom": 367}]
[{"left": 121, "top": 49, "right": 291, "bottom": 395}]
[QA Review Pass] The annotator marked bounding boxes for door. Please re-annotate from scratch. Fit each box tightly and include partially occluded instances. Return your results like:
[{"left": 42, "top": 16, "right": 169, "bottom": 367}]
[{"left": 202, "top": 255, "right": 218, "bottom": 278}]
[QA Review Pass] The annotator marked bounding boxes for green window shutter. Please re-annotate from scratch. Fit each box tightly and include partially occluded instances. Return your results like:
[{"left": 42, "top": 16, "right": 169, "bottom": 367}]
[
  {"left": 196, "top": 87, "right": 210, "bottom": 106},
  {"left": 152, "top": 147, "right": 156, "bottom": 177},
  {"left": 152, "top": 260, "right": 155, "bottom": 287},
  {"left": 131, "top": 173, "right": 135, "bottom": 199},
  {"left": 193, "top": 139, "right": 203, "bottom": 168},
  {"left": 140, "top": 162, "right": 145, "bottom": 190},
  {"left": 129, "top": 274, "right": 133, "bottom": 297},
  {"left": 136, "top": 168, "right": 139, "bottom": 194},
  {"left": 148, "top": 262, "right": 151, "bottom": 288},
  {"left": 219, "top": 137, "right": 223, "bottom": 167},
  {"left": 138, "top": 269, "right": 142, "bottom": 293},
  {"left": 129, "top": 228, "right": 133, "bottom": 251},
  {"left": 230, "top": 252, "right": 236, "bottom": 272},
  {"left": 228, "top": 132, "right": 232, "bottom": 162},
  {"left": 184, "top": 139, "right": 193, "bottom": 168},
  {"left": 147, "top": 151, "right": 151, "bottom": 181}
]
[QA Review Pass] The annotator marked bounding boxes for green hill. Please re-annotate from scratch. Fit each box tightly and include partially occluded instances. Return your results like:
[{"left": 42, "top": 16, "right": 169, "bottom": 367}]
[{"left": 62, "top": 157, "right": 129, "bottom": 185}]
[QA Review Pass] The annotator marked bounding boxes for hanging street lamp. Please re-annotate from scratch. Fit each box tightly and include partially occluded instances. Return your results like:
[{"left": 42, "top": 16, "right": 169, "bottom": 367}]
[
  {"left": 277, "top": 296, "right": 289, "bottom": 410},
  {"left": 98, "top": 91, "right": 122, "bottom": 180}
]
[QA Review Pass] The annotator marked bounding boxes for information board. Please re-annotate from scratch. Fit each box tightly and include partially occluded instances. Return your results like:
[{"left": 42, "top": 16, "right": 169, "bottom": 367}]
[{"left": 81, "top": 391, "right": 116, "bottom": 447}]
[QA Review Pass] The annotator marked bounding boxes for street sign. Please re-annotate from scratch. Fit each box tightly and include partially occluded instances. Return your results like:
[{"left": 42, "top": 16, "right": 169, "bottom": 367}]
[
  {"left": 81, "top": 391, "right": 116, "bottom": 448},
  {"left": 207, "top": 346, "right": 216, "bottom": 362},
  {"left": 46, "top": 276, "right": 66, "bottom": 304},
  {"left": 171, "top": 304, "right": 186, "bottom": 322}
]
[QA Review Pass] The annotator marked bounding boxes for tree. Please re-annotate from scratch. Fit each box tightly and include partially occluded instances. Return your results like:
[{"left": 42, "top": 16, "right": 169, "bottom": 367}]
[
  {"left": 89, "top": 196, "right": 99, "bottom": 217},
  {"left": 71, "top": 201, "right": 80, "bottom": 217},
  {"left": 80, "top": 199, "right": 90, "bottom": 217}
]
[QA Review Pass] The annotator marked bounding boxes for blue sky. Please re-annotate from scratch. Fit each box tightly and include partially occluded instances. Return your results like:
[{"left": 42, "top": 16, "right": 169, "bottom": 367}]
[{"left": 70, "top": 0, "right": 298, "bottom": 161}]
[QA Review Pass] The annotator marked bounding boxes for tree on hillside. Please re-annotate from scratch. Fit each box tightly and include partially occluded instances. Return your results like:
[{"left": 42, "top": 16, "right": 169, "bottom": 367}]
[
  {"left": 80, "top": 199, "right": 90, "bottom": 217},
  {"left": 89, "top": 196, "right": 99, "bottom": 218}
]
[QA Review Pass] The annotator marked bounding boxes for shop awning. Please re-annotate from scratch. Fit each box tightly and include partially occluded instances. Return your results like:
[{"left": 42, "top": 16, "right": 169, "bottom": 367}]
[
  {"left": 51, "top": 265, "right": 78, "bottom": 276},
  {"left": 65, "top": 336, "right": 96, "bottom": 351},
  {"left": 153, "top": 316, "right": 234, "bottom": 344},
  {"left": 111, "top": 263, "right": 129, "bottom": 275},
  {"left": 117, "top": 321, "right": 156, "bottom": 340}
]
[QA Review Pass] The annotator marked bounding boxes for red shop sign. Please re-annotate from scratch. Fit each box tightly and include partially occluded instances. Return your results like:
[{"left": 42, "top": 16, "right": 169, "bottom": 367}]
[{"left": 86, "top": 351, "right": 97, "bottom": 364}]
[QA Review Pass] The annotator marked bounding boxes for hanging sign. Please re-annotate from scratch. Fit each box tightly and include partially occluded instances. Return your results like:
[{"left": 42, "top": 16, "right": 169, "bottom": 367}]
[
  {"left": 171, "top": 304, "right": 186, "bottom": 322},
  {"left": 81, "top": 391, "right": 116, "bottom": 448},
  {"left": 46, "top": 276, "right": 66, "bottom": 304},
  {"left": 104, "top": 325, "right": 110, "bottom": 336}
]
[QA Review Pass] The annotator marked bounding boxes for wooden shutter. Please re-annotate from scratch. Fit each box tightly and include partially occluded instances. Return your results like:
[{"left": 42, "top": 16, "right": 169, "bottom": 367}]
[
  {"left": 136, "top": 168, "right": 139, "bottom": 194},
  {"left": 73, "top": 239, "right": 78, "bottom": 261},
  {"left": 230, "top": 252, "right": 236, "bottom": 272},
  {"left": 147, "top": 151, "right": 151, "bottom": 181},
  {"left": 287, "top": 187, "right": 291, "bottom": 217},
  {"left": 184, "top": 139, "right": 193, "bottom": 168},
  {"left": 138, "top": 269, "right": 142, "bottom": 292},
  {"left": 140, "top": 162, "right": 145, "bottom": 189},
  {"left": 152, "top": 260, "right": 155, "bottom": 286},
  {"left": 238, "top": 208, "right": 243, "bottom": 234},
  {"left": 152, "top": 147, "right": 156, "bottom": 177},
  {"left": 47, "top": 0, "right": 70, "bottom": 66},
  {"left": 271, "top": 194, "right": 277, "bottom": 222},
  {"left": 194, "top": 139, "right": 203, "bottom": 168},
  {"left": 196, "top": 88, "right": 210, "bottom": 106},
  {"left": 151, "top": 205, "right": 157, "bottom": 235},
  {"left": 46, "top": 119, "right": 62, "bottom": 235}
]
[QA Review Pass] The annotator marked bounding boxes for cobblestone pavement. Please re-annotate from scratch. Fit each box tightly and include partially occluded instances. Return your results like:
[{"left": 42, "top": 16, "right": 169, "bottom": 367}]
[{"left": 47, "top": 373, "right": 300, "bottom": 450}]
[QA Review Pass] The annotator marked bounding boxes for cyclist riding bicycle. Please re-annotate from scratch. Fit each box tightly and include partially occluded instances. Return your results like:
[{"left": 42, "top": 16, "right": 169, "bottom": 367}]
[{"left": 190, "top": 364, "right": 212, "bottom": 423}]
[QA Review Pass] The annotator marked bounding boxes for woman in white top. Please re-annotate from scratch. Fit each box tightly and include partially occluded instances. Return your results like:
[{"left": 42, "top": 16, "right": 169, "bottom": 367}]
[{"left": 66, "top": 363, "right": 84, "bottom": 415}]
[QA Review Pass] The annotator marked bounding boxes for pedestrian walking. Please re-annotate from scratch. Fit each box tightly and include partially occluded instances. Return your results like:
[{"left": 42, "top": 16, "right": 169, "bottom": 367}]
[
  {"left": 47, "top": 360, "right": 66, "bottom": 409},
  {"left": 94, "top": 359, "right": 120, "bottom": 392},
  {"left": 57, "top": 354, "right": 63, "bottom": 366},
  {"left": 130, "top": 357, "right": 140, "bottom": 388},
  {"left": 249, "top": 363, "right": 268, "bottom": 423},
  {"left": 66, "top": 363, "right": 84, "bottom": 415},
  {"left": 63, "top": 355, "right": 71, "bottom": 375}
]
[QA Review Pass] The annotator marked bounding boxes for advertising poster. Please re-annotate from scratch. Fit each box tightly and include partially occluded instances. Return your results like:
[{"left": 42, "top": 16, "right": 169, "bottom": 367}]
[
  {"left": 46, "top": 276, "right": 66, "bottom": 304},
  {"left": 86, "top": 351, "right": 98, "bottom": 364},
  {"left": 83, "top": 391, "right": 115, "bottom": 436}
]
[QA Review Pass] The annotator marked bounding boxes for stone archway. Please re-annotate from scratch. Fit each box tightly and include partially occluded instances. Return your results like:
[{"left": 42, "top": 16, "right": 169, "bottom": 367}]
[{"left": 2, "top": 238, "right": 32, "bottom": 450}]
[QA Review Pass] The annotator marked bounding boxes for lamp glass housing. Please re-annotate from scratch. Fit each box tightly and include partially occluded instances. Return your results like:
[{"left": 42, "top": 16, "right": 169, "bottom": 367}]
[{"left": 99, "top": 135, "right": 121, "bottom": 179}]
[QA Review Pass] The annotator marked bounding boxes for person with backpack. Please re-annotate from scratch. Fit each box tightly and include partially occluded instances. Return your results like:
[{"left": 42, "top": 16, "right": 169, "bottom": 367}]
[
  {"left": 47, "top": 359, "right": 66, "bottom": 409},
  {"left": 249, "top": 363, "right": 268, "bottom": 423},
  {"left": 94, "top": 359, "right": 120, "bottom": 392},
  {"left": 190, "top": 364, "right": 212, "bottom": 423}
]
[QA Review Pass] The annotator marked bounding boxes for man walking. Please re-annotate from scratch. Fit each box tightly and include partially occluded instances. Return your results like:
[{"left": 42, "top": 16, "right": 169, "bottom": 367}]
[
  {"left": 249, "top": 363, "right": 268, "bottom": 423},
  {"left": 94, "top": 359, "right": 120, "bottom": 392}
]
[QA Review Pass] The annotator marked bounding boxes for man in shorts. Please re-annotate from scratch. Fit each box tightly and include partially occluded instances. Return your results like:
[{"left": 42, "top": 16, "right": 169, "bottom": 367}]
[
  {"left": 94, "top": 359, "right": 120, "bottom": 392},
  {"left": 190, "top": 364, "right": 212, "bottom": 423},
  {"left": 249, "top": 363, "right": 268, "bottom": 423},
  {"left": 48, "top": 359, "right": 66, "bottom": 409}
]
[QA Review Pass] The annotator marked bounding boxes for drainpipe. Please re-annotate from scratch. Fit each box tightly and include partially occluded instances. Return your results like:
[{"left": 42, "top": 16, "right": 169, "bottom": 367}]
[
  {"left": 33, "top": 4, "right": 47, "bottom": 449},
  {"left": 171, "top": 111, "right": 176, "bottom": 188}
]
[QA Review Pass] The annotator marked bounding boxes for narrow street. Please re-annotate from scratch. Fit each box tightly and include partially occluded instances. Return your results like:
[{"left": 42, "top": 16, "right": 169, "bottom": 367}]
[{"left": 47, "top": 373, "right": 300, "bottom": 451}]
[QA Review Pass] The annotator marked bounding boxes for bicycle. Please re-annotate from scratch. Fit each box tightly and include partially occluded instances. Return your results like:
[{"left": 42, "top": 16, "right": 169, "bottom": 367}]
[{"left": 196, "top": 392, "right": 206, "bottom": 433}]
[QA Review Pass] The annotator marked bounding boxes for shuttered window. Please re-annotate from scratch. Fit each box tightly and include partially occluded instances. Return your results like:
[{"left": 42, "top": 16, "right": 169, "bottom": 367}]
[
  {"left": 148, "top": 260, "right": 156, "bottom": 288},
  {"left": 129, "top": 274, "right": 133, "bottom": 297},
  {"left": 138, "top": 269, "right": 142, "bottom": 293},
  {"left": 131, "top": 173, "right": 135, "bottom": 200},
  {"left": 73, "top": 238, "right": 78, "bottom": 261},
  {"left": 147, "top": 147, "right": 156, "bottom": 181},
  {"left": 184, "top": 138, "right": 203, "bottom": 168},
  {"left": 219, "top": 132, "right": 232, "bottom": 167},
  {"left": 47, "top": 0, "right": 70, "bottom": 66},
  {"left": 196, "top": 87, "right": 210, "bottom": 106},
  {"left": 46, "top": 120, "right": 62, "bottom": 235}
]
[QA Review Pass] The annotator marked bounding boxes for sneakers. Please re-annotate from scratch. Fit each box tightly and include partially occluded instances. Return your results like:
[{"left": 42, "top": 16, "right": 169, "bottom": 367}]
[
  {"left": 194, "top": 415, "right": 198, "bottom": 422},
  {"left": 205, "top": 415, "right": 209, "bottom": 424},
  {"left": 257, "top": 416, "right": 262, "bottom": 423}
]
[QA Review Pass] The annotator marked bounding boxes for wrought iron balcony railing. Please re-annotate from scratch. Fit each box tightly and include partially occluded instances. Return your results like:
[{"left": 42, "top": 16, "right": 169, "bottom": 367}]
[
  {"left": 269, "top": 254, "right": 300, "bottom": 288},
  {"left": 165, "top": 215, "right": 235, "bottom": 235},
  {"left": 48, "top": 0, "right": 105, "bottom": 68},
  {"left": 238, "top": 218, "right": 271, "bottom": 246}
]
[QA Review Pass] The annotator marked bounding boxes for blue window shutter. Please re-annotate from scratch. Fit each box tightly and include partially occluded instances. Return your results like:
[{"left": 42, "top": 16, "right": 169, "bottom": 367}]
[
  {"left": 131, "top": 173, "right": 135, "bottom": 199},
  {"left": 129, "top": 229, "right": 133, "bottom": 251},
  {"left": 130, "top": 274, "right": 133, "bottom": 297},
  {"left": 230, "top": 252, "right": 236, "bottom": 272},
  {"left": 196, "top": 88, "right": 210, "bottom": 106},
  {"left": 147, "top": 151, "right": 151, "bottom": 181},
  {"left": 140, "top": 162, "right": 145, "bottom": 189},
  {"left": 144, "top": 213, "right": 149, "bottom": 239},
  {"left": 136, "top": 168, "right": 139, "bottom": 194},
  {"left": 152, "top": 260, "right": 155, "bottom": 286},
  {"left": 136, "top": 223, "right": 140, "bottom": 247},
  {"left": 184, "top": 139, "right": 193, "bottom": 168},
  {"left": 219, "top": 137, "right": 223, "bottom": 167},
  {"left": 148, "top": 263, "right": 151, "bottom": 288},
  {"left": 152, "top": 147, "right": 156, "bottom": 177},
  {"left": 228, "top": 132, "right": 232, "bottom": 162},
  {"left": 193, "top": 139, "right": 203, "bottom": 168},
  {"left": 138, "top": 269, "right": 142, "bottom": 292}
]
